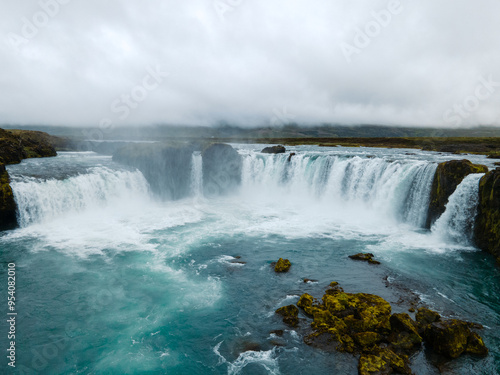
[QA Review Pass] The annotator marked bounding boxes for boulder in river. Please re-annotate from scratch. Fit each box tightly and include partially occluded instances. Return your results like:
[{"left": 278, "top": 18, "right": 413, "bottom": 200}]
[
  {"left": 274, "top": 258, "right": 291, "bottom": 272},
  {"left": 261, "top": 145, "right": 286, "bottom": 154},
  {"left": 426, "top": 159, "right": 488, "bottom": 228}
]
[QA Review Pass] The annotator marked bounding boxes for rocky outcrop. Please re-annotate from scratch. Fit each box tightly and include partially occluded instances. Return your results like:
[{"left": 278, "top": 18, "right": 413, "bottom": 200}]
[
  {"left": 261, "top": 145, "right": 286, "bottom": 154},
  {"left": 202, "top": 143, "right": 242, "bottom": 196},
  {"left": 279, "top": 282, "right": 487, "bottom": 374},
  {"left": 0, "top": 165, "right": 17, "bottom": 230},
  {"left": 426, "top": 160, "right": 488, "bottom": 228},
  {"left": 348, "top": 253, "right": 380, "bottom": 265},
  {"left": 474, "top": 168, "right": 500, "bottom": 262},
  {"left": 0, "top": 128, "right": 57, "bottom": 164},
  {"left": 274, "top": 258, "right": 291, "bottom": 272},
  {"left": 113, "top": 142, "right": 196, "bottom": 200}
]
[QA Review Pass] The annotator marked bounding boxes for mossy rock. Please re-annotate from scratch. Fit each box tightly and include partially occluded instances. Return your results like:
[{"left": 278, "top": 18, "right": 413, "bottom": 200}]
[
  {"left": 474, "top": 169, "right": 500, "bottom": 260},
  {"left": 348, "top": 253, "right": 380, "bottom": 265},
  {"left": 353, "top": 331, "right": 382, "bottom": 349},
  {"left": 465, "top": 332, "right": 488, "bottom": 357},
  {"left": 424, "top": 319, "right": 471, "bottom": 358},
  {"left": 274, "top": 258, "right": 291, "bottom": 273},
  {"left": 275, "top": 305, "right": 299, "bottom": 327},
  {"left": 0, "top": 165, "right": 17, "bottom": 230},
  {"left": 297, "top": 293, "right": 314, "bottom": 310},
  {"left": 426, "top": 160, "right": 488, "bottom": 228},
  {"left": 415, "top": 307, "right": 441, "bottom": 335}
]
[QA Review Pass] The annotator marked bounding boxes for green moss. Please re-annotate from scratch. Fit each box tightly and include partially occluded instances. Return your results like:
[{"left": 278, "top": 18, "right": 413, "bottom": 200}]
[
  {"left": 466, "top": 332, "right": 489, "bottom": 357},
  {"left": 297, "top": 293, "right": 314, "bottom": 310}
]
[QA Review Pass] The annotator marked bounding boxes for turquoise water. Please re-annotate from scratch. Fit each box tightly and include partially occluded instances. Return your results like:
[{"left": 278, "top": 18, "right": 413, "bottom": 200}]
[{"left": 0, "top": 146, "right": 499, "bottom": 374}]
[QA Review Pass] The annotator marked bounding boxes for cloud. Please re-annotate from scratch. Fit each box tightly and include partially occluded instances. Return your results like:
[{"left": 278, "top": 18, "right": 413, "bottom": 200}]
[{"left": 1, "top": 0, "right": 499, "bottom": 128}]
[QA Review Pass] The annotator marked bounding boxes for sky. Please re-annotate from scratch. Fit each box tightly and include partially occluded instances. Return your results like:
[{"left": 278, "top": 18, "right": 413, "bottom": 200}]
[{"left": 1, "top": 0, "right": 500, "bottom": 128}]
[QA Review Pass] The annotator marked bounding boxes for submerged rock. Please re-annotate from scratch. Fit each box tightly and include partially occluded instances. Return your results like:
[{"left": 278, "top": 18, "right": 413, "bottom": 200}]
[
  {"left": 348, "top": 253, "right": 381, "bottom": 265},
  {"left": 0, "top": 164, "right": 17, "bottom": 230},
  {"left": 474, "top": 168, "right": 500, "bottom": 262},
  {"left": 261, "top": 145, "right": 286, "bottom": 154},
  {"left": 274, "top": 258, "right": 291, "bottom": 273},
  {"left": 202, "top": 143, "right": 242, "bottom": 196},
  {"left": 426, "top": 159, "right": 488, "bottom": 228},
  {"left": 275, "top": 305, "right": 299, "bottom": 327}
]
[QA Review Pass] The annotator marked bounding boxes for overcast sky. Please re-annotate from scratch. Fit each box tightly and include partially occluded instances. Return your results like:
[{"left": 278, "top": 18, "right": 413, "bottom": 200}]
[{"left": 1, "top": 0, "right": 499, "bottom": 128}]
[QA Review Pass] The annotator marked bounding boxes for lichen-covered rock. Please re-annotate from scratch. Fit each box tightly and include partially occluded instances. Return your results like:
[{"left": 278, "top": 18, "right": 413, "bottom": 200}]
[
  {"left": 274, "top": 258, "right": 291, "bottom": 273},
  {"left": 465, "top": 332, "right": 488, "bottom": 356},
  {"left": 0, "top": 165, "right": 17, "bottom": 230},
  {"left": 348, "top": 253, "right": 381, "bottom": 265},
  {"left": 426, "top": 160, "right": 488, "bottom": 228},
  {"left": 424, "top": 319, "right": 471, "bottom": 359},
  {"left": 275, "top": 305, "right": 299, "bottom": 327},
  {"left": 202, "top": 143, "right": 242, "bottom": 196},
  {"left": 415, "top": 307, "right": 441, "bottom": 335},
  {"left": 359, "top": 348, "right": 412, "bottom": 375},
  {"left": 389, "top": 313, "right": 422, "bottom": 351},
  {"left": 474, "top": 168, "right": 500, "bottom": 261},
  {"left": 261, "top": 145, "right": 286, "bottom": 154},
  {"left": 297, "top": 293, "right": 314, "bottom": 310}
]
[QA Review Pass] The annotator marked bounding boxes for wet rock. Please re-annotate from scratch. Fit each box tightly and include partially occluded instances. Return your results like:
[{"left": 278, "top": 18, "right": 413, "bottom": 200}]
[
  {"left": 275, "top": 305, "right": 299, "bottom": 327},
  {"left": 287, "top": 152, "right": 296, "bottom": 162},
  {"left": 0, "top": 164, "right": 17, "bottom": 230},
  {"left": 465, "top": 332, "right": 488, "bottom": 356},
  {"left": 426, "top": 159, "right": 488, "bottom": 228},
  {"left": 424, "top": 319, "right": 471, "bottom": 359},
  {"left": 274, "top": 258, "right": 291, "bottom": 273},
  {"left": 261, "top": 145, "right": 286, "bottom": 154},
  {"left": 474, "top": 168, "right": 500, "bottom": 262},
  {"left": 415, "top": 307, "right": 441, "bottom": 335},
  {"left": 348, "top": 253, "right": 381, "bottom": 265},
  {"left": 202, "top": 143, "right": 242, "bottom": 196},
  {"left": 359, "top": 348, "right": 412, "bottom": 375},
  {"left": 388, "top": 313, "right": 422, "bottom": 351},
  {"left": 303, "top": 278, "right": 318, "bottom": 283},
  {"left": 297, "top": 293, "right": 314, "bottom": 311},
  {"left": 270, "top": 330, "right": 284, "bottom": 337}
]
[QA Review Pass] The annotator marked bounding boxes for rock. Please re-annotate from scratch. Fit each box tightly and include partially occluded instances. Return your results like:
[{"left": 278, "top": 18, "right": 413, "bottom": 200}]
[
  {"left": 297, "top": 293, "right": 314, "bottom": 310},
  {"left": 0, "top": 128, "right": 57, "bottom": 165},
  {"left": 303, "top": 278, "right": 318, "bottom": 283},
  {"left": 261, "top": 145, "right": 286, "bottom": 154},
  {"left": 270, "top": 330, "right": 284, "bottom": 337},
  {"left": 389, "top": 313, "right": 422, "bottom": 351},
  {"left": 424, "top": 319, "right": 471, "bottom": 359},
  {"left": 426, "top": 160, "right": 488, "bottom": 228},
  {"left": 465, "top": 332, "right": 488, "bottom": 356},
  {"left": 287, "top": 152, "right": 296, "bottom": 162},
  {"left": 202, "top": 143, "right": 242, "bottom": 196},
  {"left": 275, "top": 305, "right": 299, "bottom": 327},
  {"left": 415, "top": 307, "right": 441, "bottom": 335},
  {"left": 274, "top": 258, "right": 291, "bottom": 273},
  {"left": 474, "top": 169, "right": 500, "bottom": 261},
  {"left": 113, "top": 142, "right": 196, "bottom": 200},
  {"left": 0, "top": 165, "right": 17, "bottom": 230},
  {"left": 359, "top": 348, "right": 411, "bottom": 375},
  {"left": 348, "top": 253, "right": 381, "bottom": 265}
]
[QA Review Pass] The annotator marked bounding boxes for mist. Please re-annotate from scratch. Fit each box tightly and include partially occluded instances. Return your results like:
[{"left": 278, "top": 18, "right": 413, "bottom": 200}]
[{"left": 1, "top": 0, "right": 500, "bottom": 128}]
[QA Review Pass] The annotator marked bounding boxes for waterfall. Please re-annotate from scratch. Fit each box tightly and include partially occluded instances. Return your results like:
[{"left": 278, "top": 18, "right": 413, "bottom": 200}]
[
  {"left": 190, "top": 152, "right": 203, "bottom": 197},
  {"left": 431, "top": 173, "right": 483, "bottom": 244},
  {"left": 240, "top": 153, "right": 437, "bottom": 227},
  {"left": 11, "top": 167, "right": 150, "bottom": 227}
]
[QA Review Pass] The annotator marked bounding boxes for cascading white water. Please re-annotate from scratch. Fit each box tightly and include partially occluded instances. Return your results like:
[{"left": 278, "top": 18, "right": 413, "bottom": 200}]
[
  {"left": 11, "top": 167, "right": 150, "bottom": 227},
  {"left": 432, "top": 173, "right": 483, "bottom": 244},
  {"left": 190, "top": 152, "right": 203, "bottom": 197},
  {"left": 240, "top": 152, "right": 437, "bottom": 227}
]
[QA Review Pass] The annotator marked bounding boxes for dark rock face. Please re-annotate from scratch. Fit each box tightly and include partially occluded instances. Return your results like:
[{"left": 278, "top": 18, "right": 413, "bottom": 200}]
[
  {"left": 474, "top": 169, "right": 500, "bottom": 262},
  {"left": 426, "top": 160, "right": 488, "bottom": 228},
  {"left": 0, "top": 165, "right": 17, "bottom": 230},
  {"left": 0, "top": 128, "right": 57, "bottom": 165},
  {"left": 113, "top": 143, "right": 196, "bottom": 200},
  {"left": 261, "top": 145, "right": 286, "bottom": 154},
  {"left": 202, "top": 143, "right": 242, "bottom": 196}
]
